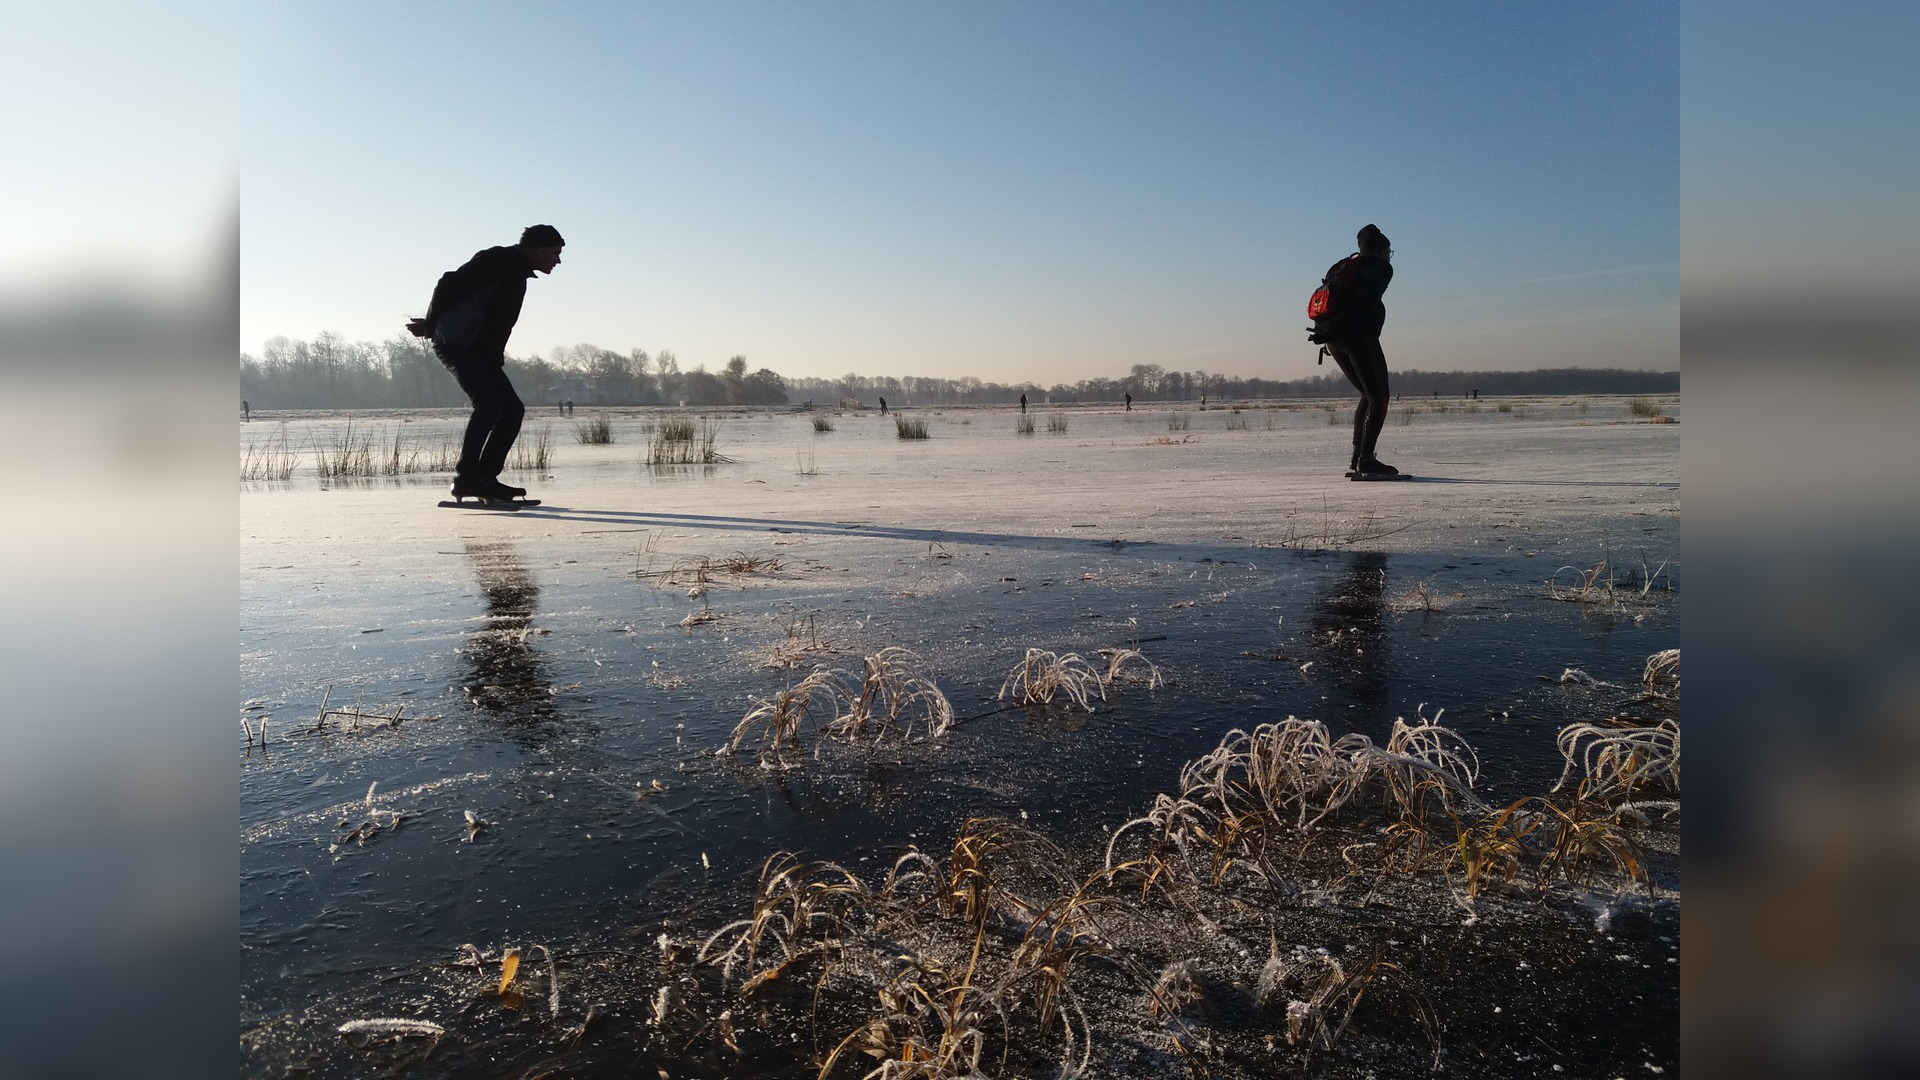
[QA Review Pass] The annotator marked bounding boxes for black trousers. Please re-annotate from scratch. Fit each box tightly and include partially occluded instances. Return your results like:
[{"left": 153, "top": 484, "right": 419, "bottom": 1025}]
[
  {"left": 436, "top": 346, "right": 524, "bottom": 483},
  {"left": 1327, "top": 335, "right": 1390, "bottom": 461}
]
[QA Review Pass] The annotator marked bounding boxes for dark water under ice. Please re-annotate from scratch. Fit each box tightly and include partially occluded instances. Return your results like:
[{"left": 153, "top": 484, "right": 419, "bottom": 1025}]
[{"left": 241, "top": 532, "right": 1677, "bottom": 1077}]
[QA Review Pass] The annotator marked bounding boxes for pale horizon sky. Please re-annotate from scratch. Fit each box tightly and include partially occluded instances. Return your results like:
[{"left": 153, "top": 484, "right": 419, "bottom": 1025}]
[{"left": 241, "top": 2, "right": 1678, "bottom": 384}]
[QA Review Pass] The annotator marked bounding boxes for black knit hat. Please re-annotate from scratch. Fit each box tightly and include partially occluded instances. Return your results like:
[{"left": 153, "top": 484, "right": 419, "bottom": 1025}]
[
  {"left": 520, "top": 224, "right": 566, "bottom": 248},
  {"left": 1357, "top": 224, "right": 1389, "bottom": 253}
]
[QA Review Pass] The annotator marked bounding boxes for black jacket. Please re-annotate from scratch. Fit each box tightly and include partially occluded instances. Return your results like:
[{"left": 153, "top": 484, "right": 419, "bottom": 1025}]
[
  {"left": 1319, "top": 254, "right": 1392, "bottom": 342},
  {"left": 423, "top": 245, "right": 535, "bottom": 363}
]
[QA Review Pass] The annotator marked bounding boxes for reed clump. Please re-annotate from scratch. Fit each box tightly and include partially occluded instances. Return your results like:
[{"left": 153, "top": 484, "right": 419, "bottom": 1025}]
[
  {"left": 678, "top": 653, "right": 1682, "bottom": 1074},
  {"left": 894, "top": 416, "right": 930, "bottom": 440},
  {"left": 508, "top": 424, "right": 553, "bottom": 471},
  {"left": 1272, "top": 947, "right": 1438, "bottom": 1064},
  {"left": 698, "top": 825, "right": 1110, "bottom": 1080},
  {"left": 723, "top": 647, "right": 954, "bottom": 760},
  {"left": 637, "top": 550, "right": 782, "bottom": 592},
  {"left": 811, "top": 416, "right": 834, "bottom": 433},
  {"left": 1046, "top": 413, "right": 1069, "bottom": 434},
  {"left": 1545, "top": 557, "right": 1672, "bottom": 608},
  {"left": 1165, "top": 412, "right": 1190, "bottom": 432},
  {"left": 999, "top": 649, "right": 1106, "bottom": 711},
  {"left": 315, "top": 420, "right": 375, "bottom": 479},
  {"left": 1015, "top": 414, "right": 1035, "bottom": 435},
  {"left": 1643, "top": 647, "right": 1681, "bottom": 697},
  {"left": 1551, "top": 717, "right": 1680, "bottom": 805},
  {"left": 240, "top": 428, "right": 298, "bottom": 481},
  {"left": 645, "top": 418, "right": 727, "bottom": 465},
  {"left": 311, "top": 421, "right": 458, "bottom": 479},
  {"left": 693, "top": 810, "right": 1442, "bottom": 1077},
  {"left": 997, "top": 646, "right": 1163, "bottom": 713},
  {"left": 726, "top": 669, "right": 849, "bottom": 756},
  {"left": 1390, "top": 581, "right": 1445, "bottom": 613},
  {"left": 573, "top": 416, "right": 612, "bottom": 444},
  {"left": 1446, "top": 794, "right": 1652, "bottom": 901}
]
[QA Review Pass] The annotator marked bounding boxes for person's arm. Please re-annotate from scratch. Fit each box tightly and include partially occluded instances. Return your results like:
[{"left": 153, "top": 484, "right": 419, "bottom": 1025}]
[{"left": 411, "top": 249, "right": 512, "bottom": 343}]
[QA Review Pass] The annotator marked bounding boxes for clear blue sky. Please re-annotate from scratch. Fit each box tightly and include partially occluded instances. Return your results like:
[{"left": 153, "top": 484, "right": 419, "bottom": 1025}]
[{"left": 241, "top": 2, "right": 1678, "bottom": 383}]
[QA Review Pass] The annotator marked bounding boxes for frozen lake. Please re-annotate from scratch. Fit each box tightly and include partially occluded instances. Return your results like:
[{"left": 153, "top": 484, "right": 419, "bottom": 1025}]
[{"left": 241, "top": 397, "right": 1679, "bottom": 1077}]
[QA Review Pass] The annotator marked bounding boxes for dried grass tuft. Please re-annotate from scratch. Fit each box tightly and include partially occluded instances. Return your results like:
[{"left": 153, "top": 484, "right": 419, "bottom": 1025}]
[
  {"left": 508, "top": 424, "right": 553, "bottom": 471},
  {"left": 1278, "top": 949, "right": 1439, "bottom": 1067},
  {"left": 1446, "top": 793, "right": 1652, "bottom": 903},
  {"left": 241, "top": 427, "right": 299, "bottom": 481},
  {"left": 728, "top": 649, "right": 955, "bottom": 759},
  {"left": 1545, "top": 557, "right": 1672, "bottom": 607},
  {"left": 1552, "top": 717, "right": 1680, "bottom": 803},
  {"left": 1107, "top": 710, "right": 1485, "bottom": 895},
  {"left": 830, "top": 647, "right": 955, "bottom": 744},
  {"left": 998, "top": 649, "right": 1107, "bottom": 711},
  {"left": 727, "top": 668, "right": 851, "bottom": 756},
  {"left": 1642, "top": 648, "right": 1681, "bottom": 696},
  {"left": 646, "top": 418, "right": 727, "bottom": 465}
]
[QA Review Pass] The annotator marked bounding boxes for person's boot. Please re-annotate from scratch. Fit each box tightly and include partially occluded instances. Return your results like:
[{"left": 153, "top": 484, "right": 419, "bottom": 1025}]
[
  {"left": 486, "top": 478, "right": 527, "bottom": 499},
  {"left": 1344, "top": 448, "right": 1361, "bottom": 477},
  {"left": 1353, "top": 456, "right": 1399, "bottom": 479},
  {"left": 449, "top": 477, "right": 492, "bottom": 500}
]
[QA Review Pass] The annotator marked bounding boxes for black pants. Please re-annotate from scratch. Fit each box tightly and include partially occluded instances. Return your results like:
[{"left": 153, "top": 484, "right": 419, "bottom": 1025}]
[
  {"left": 437, "top": 346, "right": 524, "bottom": 483},
  {"left": 1327, "top": 335, "right": 1390, "bottom": 462}
]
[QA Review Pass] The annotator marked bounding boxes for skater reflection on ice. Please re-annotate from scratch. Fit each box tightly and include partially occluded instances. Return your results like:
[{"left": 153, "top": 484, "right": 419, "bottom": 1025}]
[
  {"left": 1308, "top": 551, "right": 1391, "bottom": 717},
  {"left": 459, "top": 541, "right": 555, "bottom": 722}
]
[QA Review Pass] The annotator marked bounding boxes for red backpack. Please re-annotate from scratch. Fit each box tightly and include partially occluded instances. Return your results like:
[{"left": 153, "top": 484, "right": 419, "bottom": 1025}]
[{"left": 1307, "top": 253, "right": 1362, "bottom": 321}]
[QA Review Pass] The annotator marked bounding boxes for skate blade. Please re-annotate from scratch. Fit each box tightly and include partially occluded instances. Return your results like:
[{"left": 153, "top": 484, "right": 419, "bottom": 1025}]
[{"left": 437, "top": 499, "right": 524, "bottom": 511}]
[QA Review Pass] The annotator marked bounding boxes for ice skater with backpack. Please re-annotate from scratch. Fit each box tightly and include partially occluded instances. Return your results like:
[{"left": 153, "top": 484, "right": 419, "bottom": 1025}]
[{"left": 1307, "top": 224, "right": 1400, "bottom": 479}]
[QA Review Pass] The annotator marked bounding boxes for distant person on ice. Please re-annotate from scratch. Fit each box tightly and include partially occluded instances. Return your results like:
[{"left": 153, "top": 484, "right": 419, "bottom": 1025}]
[
  {"left": 407, "top": 224, "right": 565, "bottom": 502},
  {"left": 1308, "top": 224, "right": 1397, "bottom": 478}
]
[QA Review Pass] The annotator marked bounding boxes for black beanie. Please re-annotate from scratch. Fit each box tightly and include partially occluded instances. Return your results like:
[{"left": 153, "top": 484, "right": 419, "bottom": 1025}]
[
  {"left": 520, "top": 224, "right": 565, "bottom": 248},
  {"left": 1357, "top": 223, "right": 1389, "bottom": 253}
]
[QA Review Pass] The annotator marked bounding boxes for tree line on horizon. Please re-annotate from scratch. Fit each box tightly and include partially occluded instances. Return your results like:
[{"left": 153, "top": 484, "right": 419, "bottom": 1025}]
[{"left": 240, "top": 333, "right": 1679, "bottom": 411}]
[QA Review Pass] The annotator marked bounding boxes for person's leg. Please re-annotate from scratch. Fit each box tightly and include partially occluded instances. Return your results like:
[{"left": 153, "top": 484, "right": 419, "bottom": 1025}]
[
  {"left": 440, "top": 349, "right": 497, "bottom": 491},
  {"left": 1326, "top": 344, "right": 1366, "bottom": 471},
  {"left": 471, "top": 365, "right": 525, "bottom": 481},
  {"left": 1348, "top": 337, "right": 1393, "bottom": 468},
  {"left": 441, "top": 351, "right": 524, "bottom": 492}
]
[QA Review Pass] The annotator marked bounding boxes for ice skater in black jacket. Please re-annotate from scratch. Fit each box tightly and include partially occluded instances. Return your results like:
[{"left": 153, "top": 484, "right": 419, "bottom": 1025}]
[
  {"left": 407, "top": 224, "right": 565, "bottom": 501},
  {"left": 1310, "top": 224, "right": 1397, "bottom": 477}
]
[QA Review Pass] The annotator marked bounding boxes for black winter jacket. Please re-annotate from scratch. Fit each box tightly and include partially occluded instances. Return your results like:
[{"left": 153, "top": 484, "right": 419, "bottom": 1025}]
[
  {"left": 423, "top": 245, "right": 536, "bottom": 364},
  {"left": 1319, "top": 254, "right": 1393, "bottom": 342}
]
